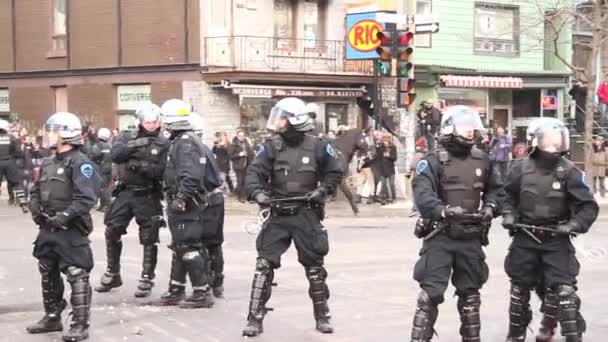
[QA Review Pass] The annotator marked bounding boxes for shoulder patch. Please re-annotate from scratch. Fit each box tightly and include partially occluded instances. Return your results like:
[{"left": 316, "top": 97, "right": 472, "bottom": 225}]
[
  {"left": 326, "top": 144, "right": 337, "bottom": 158},
  {"left": 416, "top": 160, "right": 429, "bottom": 175},
  {"left": 181, "top": 134, "right": 190, "bottom": 139},
  {"left": 256, "top": 144, "right": 265, "bottom": 157},
  {"left": 80, "top": 163, "right": 95, "bottom": 179}
]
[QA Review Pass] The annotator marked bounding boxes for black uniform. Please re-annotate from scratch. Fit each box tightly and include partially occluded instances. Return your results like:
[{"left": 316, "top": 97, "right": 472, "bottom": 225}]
[
  {"left": 162, "top": 130, "right": 217, "bottom": 307},
  {"left": 89, "top": 140, "right": 112, "bottom": 210},
  {"left": 503, "top": 156, "right": 598, "bottom": 342},
  {"left": 96, "top": 129, "right": 169, "bottom": 297},
  {"left": 27, "top": 148, "right": 100, "bottom": 339},
  {"left": 0, "top": 132, "right": 27, "bottom": 207},
  {"left": 242, "top": 133, "right": 342, "bottom": 336},
  {"left": 410, "top": 146, "right": 503, "bottom": 342}
]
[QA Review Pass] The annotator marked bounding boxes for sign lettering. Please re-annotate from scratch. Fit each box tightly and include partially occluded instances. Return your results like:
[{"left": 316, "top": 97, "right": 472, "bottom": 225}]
[
  {"left": 117, "top": 85, "right": 152, "bottom": 111},
  {"left": 0, "top": 89, "right": 9, "bottom": 112}
]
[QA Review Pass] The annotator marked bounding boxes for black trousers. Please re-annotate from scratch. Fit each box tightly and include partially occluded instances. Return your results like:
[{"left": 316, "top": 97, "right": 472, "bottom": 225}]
[
  {"left": 234, "top": 170, "right": 247, "bottom": 200},
  {"left": 104, "top": 189, "right": 164, "bottom": 244}
]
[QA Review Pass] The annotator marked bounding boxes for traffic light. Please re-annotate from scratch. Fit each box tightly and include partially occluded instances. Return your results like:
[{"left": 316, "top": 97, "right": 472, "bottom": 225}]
[
  {"left": 395, "top": 30, "right": 414, "bottom": 77},
  {"left": 375, "top": 30, "right": 393, "bottom": 76}
]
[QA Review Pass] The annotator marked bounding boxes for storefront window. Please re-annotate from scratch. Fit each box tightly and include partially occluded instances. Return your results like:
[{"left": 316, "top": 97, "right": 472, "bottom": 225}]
[
  {"left": 438, "top": 88, "right": 488, "bottom": 121},
  {"left": 239, "top": 98, "right": 275, "bottom": 135},
  {"left": 325, "top": 103, "right": 348, "bottom": 133},
  {"left": 512, "top": 89, "right": 541, "bottom": 117},
  {"left": 542, "top": 89, "right": 558, "bottom": 117}
]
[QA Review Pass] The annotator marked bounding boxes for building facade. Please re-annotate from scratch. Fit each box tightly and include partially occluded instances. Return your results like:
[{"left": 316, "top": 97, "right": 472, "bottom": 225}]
[
  {"left": 0, "top": 0, "right": 200, "bottom": 131},
  {"left": 413, "top": 0, "right": 573, "bottom": 142}
]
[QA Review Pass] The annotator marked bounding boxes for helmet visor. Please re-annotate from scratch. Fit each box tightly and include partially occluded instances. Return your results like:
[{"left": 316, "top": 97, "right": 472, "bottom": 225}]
[
  {"left": 42, "top": 125, "right": 61, "bottom": 149},
  {"left": 536, "top": 126, "right": 569, "bottom": 153},
  {"left": 265, "top": 107, "right": 290, "bottom": 132}
]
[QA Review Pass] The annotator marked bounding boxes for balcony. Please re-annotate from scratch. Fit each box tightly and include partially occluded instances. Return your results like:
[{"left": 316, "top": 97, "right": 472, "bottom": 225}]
[{"left": 202, "top": 36, "right": 374, "bottom": 82}]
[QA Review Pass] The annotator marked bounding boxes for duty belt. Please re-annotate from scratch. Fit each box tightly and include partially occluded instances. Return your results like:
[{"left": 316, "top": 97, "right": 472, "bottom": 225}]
[{"left": 270, "top": 202, "right": 320, "bottom": 217}]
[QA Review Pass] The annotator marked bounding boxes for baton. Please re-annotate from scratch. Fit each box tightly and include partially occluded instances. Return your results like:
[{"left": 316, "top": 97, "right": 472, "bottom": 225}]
[
  {"left": 270, "top": 196, "right": 309, "bottom": 203},
  {"left": 514, "top": 223, "right": 578, "bottom": 236},
  {"left": 514, "top": 225, "right": 542, "bottom": 244}
]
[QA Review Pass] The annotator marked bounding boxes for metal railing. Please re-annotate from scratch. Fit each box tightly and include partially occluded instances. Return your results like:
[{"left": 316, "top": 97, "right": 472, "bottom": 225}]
[{"left": 203, "top": 36, "right": 374, "bottom": 76}]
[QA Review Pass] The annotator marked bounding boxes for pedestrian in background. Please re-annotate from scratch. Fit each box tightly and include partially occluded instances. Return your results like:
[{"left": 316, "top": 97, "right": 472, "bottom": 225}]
[
  {"left": 377, "top": 133, "right": 397, "bottom": 205},
  {"left": 230, "top": 128, "right": 254, "bottom": 202},
  {"left": 490, "top": 126, "right": 512, "bottom": 179},
  {"left": 212, "top": 131, "right": 235, "bottom": 194},
  {"left": 592, "top": 136, "right": 607, "bottom": 197}
]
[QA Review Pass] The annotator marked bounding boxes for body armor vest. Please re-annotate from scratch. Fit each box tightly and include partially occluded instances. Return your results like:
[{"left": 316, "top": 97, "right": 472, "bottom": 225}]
[
  {"left": 438, "top": 148, "right": 488, "bottom": 213},
  {"left": 119, "top": 131, "right": 166, "bottom": 187},
  {"left": 518, "top": 157, "right": 570, "bottom": 224},
  {"left": 0, "top": 134, "right": 11, "bottom": 159},
  {"left": 271, "top": 134, "right": 319, "bottom": 197},
  {"left": 165, "top": 132, "right": 212, "bottom": 194},
  {"left": 39, "top": 157, "right": 74, "bottom": 213}
]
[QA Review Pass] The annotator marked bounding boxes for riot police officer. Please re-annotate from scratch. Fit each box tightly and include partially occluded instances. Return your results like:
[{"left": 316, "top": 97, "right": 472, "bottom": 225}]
[
  {"left": 90, "top": 128, "right": 112, "bottom": 212},
  {"left": 158, "top": 99, "right": 214, "bottom": 308},
  {"left": 409, "top": 106, "right": 503, "bottom": 342},
  {"left": 0, "top": 119, "right": 28, "bottom": 210},
  {"left": 502, "top": 118, "right": 598, "bottom": 342},
  {"left": 241, "top": 97, "right": 343, "bottom": 337},
  {"left": 95, "top": 103, "right": 169, "bottom": 298},
  {"left": 26, "top": 112, "right": 101, "bottom": 341}
]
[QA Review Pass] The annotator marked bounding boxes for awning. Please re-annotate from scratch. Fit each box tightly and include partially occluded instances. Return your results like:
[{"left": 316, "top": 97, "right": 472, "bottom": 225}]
[
  {"left": 223, "top": 82, "right": 367, "bottom": 98},
  {"left": 440, "top": 75, "right": 523, "bottom": 89}
]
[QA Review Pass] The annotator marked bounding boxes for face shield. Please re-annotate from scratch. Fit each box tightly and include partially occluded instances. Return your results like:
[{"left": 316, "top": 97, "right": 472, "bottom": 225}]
[
  {"left": 43, "top": 122, "right": 63, "bottom": 149},
  {"left": 535, "top": 125, "right": 570, "bottom": 153},
  {"left": 440, "top": 106, "right": 485, "bottom": 144},
  {"left": 265, "top": 106, "right": 290, "bottom": 132}
]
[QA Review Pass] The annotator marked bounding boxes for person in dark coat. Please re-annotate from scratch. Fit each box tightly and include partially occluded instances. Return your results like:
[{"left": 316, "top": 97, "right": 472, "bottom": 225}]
[
  {"left": 229, "top": 129, "right": 254, "bottom": 202},
  {"left": 212, "top": 131, "right": 234, "bottom": 194},
  {"left": 377, "top": 133, "right": 398, "bottom": 204}
]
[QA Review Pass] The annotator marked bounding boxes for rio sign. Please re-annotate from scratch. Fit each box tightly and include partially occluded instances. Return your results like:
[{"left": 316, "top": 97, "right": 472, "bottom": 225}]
[{"left": 345, "top": 11, "right": 389, "bottom": 60}]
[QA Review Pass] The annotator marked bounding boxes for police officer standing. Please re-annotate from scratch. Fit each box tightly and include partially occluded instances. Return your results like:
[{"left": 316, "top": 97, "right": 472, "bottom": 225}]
[
  {"left": 409, "top": 106, "right": 503, "bottom": 342},
  {"left": 241, "top": 97, "right": 343, "bottom": 337},
  {"left": 158, "top": 99, "right": 214, "bottom": 308},
  {"left": 0, "top": 119, "right": 28, "bottom": 210},
  {"left": 502, "top": 118, "right": 598, "bottom": 342},
  {"left": 95, "top": 103, "right": 169, "bottom": 298},
  {"left": 189, "top": 112, "right": 226, "bottom": 298},
  {"left": 26, "top": 112, "right": 100, "bottom": 341},
  {"left": 90, "top": 128, "right": 112, "bottom": 212}
]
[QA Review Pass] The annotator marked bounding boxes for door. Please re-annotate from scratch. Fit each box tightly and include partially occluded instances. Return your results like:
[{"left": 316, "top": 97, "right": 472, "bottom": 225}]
[{"left": 493, "top": 107, "right": 509, "bottom": 130}]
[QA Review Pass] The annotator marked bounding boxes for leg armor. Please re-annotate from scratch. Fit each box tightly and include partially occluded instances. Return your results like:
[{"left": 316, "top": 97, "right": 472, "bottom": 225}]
[
  {"left": 557, "top": 285, "right": 585, "bottom": 342},
  {"left": 62, "top": 267, "right": 91, "bottom": 342},
  {"left": 207, "top": 245, "right": 225, "bottom": 297},
  {"left": 306, "top": 266, "right": 333, "bottom": 334},
  {"left": 458, "top": 291, "right": 481, "bottom": 342},
  {"left": 506, "top": 284, "right": 532, "bottom": 342},
  {"left": 410, "top": 290, "right": 438, "bottom": 342},
  {"left": 242, "top": 258, "right": 275, "bottom": 337},
  {"left": 26, "top": 260, "right": 66, "bottom": 334},
  {"left": 95, "top": 228, "right": 123, "bottom": 292},
  {"left": 159, "top": 252, "right": 187, "bottom": 306},
  {"left": 178, "top": 249, "right": 213, "bottom": 309},
  {"left": 536, "top": 288, "right": 558, "bottom": 342},
  {"left": 134, "top": 244, "right": 158, "bottom": 298}
]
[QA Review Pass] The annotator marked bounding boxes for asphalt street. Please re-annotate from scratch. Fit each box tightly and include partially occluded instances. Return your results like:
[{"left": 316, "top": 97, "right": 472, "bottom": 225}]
[{"left": 1, "top": 199, "right": 607, "bottom": 342}]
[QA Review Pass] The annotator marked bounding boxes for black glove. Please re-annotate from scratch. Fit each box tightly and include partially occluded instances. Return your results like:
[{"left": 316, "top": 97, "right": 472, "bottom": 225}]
[
  {"left": 170, "top": 196, "right": 187, "bottom": 212},
  {"left": 502, "top": 214, "right": 515, "bottom": 230},
  {"left": 32, "top": 214, "right": 47, "bottom": 226},
  {"left": 49, "top": 212, "right": 70, "bottom": 230},
  {"left": 479, "top": 206, "right": 494, "bottom": 221},
  {"left": 442, "top": 205, "right": 465, "bottom": 220},
  {"left": 254, "top": 192, "right": 271, "bottom": 206},
  {"left": 557, "top": 220, "right": 582, "bottom": 235},
  {"left": 306, "top": 188, "right": 327, "bottom": 204}
]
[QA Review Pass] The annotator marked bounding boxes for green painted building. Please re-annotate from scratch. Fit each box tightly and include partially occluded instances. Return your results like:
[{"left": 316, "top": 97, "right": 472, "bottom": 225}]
[{"left": 412, "top": 0, "right": 573, "bottom": 142}]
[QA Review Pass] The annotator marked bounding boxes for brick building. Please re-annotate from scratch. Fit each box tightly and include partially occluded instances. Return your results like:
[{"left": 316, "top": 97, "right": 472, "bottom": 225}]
[
  {"left": 0, "top": 0, "right": 203, "bottom": 131},
  {"left": 0, "top": 0, "right": 374, "bottom": 139}
]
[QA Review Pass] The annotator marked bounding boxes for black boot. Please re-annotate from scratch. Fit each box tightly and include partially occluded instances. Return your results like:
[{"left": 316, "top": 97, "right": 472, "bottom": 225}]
[
  {"left": 557, "top": 285, "right": 585, "bottom": 342},
  {"left": 410, "top": 290, "right": 438, "bottom": 342},
  {"left": 158, "top": 252, "right": 187, "bottom": 305},
  {"left": 306, "top": 266, "right": 333, "bottom": 334},
  {"left": 536, "top": 289, "right": 558, "bottom": 342},
  {"left": 95, "top": 231, "right": 122, "bottom": 293},
  {"left": 134, "top": 244, "right": 157, "bottom": 298},
  {"left": 178, "top": 250, "right": 214, "bottom": 309},
  {"left": 27, "top": 264, "right": 67, "bottom": 334},
  {"left": 62, "top": 267, "right": 91, "bottom": 342},
  {"left": 208, "top": 246, "right": 225, "bottom": 298},
  {"left": 242, "top": 259, "right": 274, "bottom": 337},
  {"left": 458, "top": 292, "right": 481, "bottom": 342},
  {"left": 506, "top": 284, "right": 532, "bottom": 342}
]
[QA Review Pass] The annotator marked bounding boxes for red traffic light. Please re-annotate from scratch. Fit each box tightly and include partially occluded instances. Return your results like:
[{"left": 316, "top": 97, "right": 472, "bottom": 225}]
[
  {"left": 397, "top": 31, "right": 414, "bottom": 46},
  {"left": 376, "top": 31, "right": 393, "bottom": 46}
]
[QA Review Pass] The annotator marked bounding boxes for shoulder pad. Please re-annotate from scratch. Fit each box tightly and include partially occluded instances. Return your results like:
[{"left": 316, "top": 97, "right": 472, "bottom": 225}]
[
  {"left": 555, "top": 158, "right": 574, "bottom": 180},
  {"left": 129, "top": 130, "right": 139, "bottom": 140},
  {"left": 470, "top": 148, "right": 486, "bottom": 159},
  {"left": 270, "top": 135, "right": 284, "bottom": 151},
  {"left": 430, "top": 149, "right": 449, "bottom": 163}
]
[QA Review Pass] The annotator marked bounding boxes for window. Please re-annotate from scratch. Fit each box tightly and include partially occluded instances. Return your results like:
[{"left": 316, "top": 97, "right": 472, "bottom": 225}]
[
  {"left": 325, "top": 103, "right": 348, "bottom": 133},
  {"left": 54, "top": 87, "right": 68, "bottom": 112},
  {"left": 274, "top": 0, "right": 295, "bottom": 39},
  {"left": 303, "top": 0, "right": 323, "bottom": 48},
  {"left": 52, "top": 0, "right": 67, "bottom": 52},
  {"left": 210, "top": 1, "right": 228, "bottom": 29},
  {"left": 416, "top": 0, "right": 432, "bottom": 48},
  {"left": 474, "top": 3, "right": 519, "bottom": 56},
  {"left": 0, "top": 89, "right": 9, "bottom": 113},
  {"left": 273, "top": 0, "right": 325, "bottom": 49},
  {"left": 512, "top": 89, "right": 541, "bottom": 118}
]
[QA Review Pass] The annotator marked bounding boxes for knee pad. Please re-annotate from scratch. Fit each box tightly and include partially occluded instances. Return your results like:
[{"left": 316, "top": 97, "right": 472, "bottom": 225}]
[
  {"left": 540, "top": 288, "right": 559, "bottom": 318},
  {"left": 557, "top": 285, "right": 582, "bottom": 335},
  {"left": 105, "top": 228, "right": 123, "bottom": 243},
  {"left": 38, "top": 259, "right": 56, "bottom": 276},
  {"left": 255, "top": 258, "right": 274, "bottom": 274},
  {"left": 138, "top": 225, "right": 160, "bottom": 245},
  {"left": 66, "top": 266, "right": 89, "bottom": 282}
]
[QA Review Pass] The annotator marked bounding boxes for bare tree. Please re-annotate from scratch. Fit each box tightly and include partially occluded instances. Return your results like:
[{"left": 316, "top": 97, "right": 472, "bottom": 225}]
[{"left": 520, "top": 0, "right": 608, "bottom": 173}]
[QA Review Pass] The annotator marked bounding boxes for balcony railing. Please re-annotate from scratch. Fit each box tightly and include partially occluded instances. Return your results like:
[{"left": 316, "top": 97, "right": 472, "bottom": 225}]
[{"left": 203, "top": 36, "right": 373, "bottom": 76}]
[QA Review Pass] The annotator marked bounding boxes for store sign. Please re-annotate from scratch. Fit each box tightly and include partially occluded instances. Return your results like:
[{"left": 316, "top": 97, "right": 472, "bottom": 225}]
[
  {"left": 117, "top": 85, "right": 152, "bottom": 110},
  {"left": 232, "top": 87, "right": 364, "bottom": 98},
  {"left": 0, "top": 89, "right": 9, "bottom": 112},
  {"left": 345, "top": 12, "right": 389, "bottom": 60},
  {"left": 542, "top": 95, "right": 557, "bottom": 110}
]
